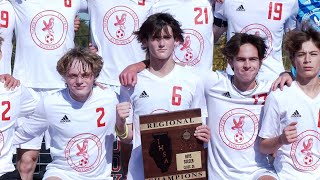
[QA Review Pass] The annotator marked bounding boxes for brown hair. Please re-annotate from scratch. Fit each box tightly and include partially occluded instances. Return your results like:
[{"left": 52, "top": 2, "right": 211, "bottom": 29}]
[
  {"left": 56, "top": 47, "right": 103, "bottom": 79},
  {"left": 222, "top": 33, "right": 267, "bottom": 62},
  {"left": 284, "top": 27, "right": 320, "bottom": 61}
]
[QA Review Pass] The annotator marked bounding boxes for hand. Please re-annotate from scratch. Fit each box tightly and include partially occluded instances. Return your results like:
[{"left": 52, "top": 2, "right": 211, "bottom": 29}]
[
  {"left": 0, "top": 74, "right": 20, "bottom": 90},
  {"left": 116, "top": 102, "right": 131, "bottom": 130},
  {"left": 89, "top": 43, "right": 98, "bottom": 54},
  {"left": 119, "top": 65, "right": 138, "bottom": 86},
  {"left": 279, "top": 122, "right": 298, "bottom": 145},
  {"left": 194, "top": 125, "right": 211, "bottom": 143},
  {"left": 271, "top": 72, "right": 293, "bottom": 91},
  {"left": 74, "top": 15, "right": 81, "bottom": 31}
]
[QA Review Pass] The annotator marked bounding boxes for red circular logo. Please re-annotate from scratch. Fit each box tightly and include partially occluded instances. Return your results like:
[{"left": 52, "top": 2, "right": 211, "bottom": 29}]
[
  {"left": 290, "top": 130, "right": 320, "bottom": 171},
  {"left": 30, "top": 10, "right": 68, "bottom": 50},
  {"left": 65, "top": 133, "right": 102, "bottom": 172},
  {"left": 219, "top": 108, "right": 259, "bottom": 150},
  {"left": 103, "top": 6, "right": 139, "bottom": 45}
]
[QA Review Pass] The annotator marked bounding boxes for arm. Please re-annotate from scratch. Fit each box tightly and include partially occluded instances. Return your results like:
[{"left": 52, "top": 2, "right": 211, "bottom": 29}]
[
  {"left": 14, "top": 99, "right": 48, "bottom": 145},
  {"left": 116, "top": 102, "right": 133, "bottom": 143},
  {"left": 260, "top": 122, "right": 298, "bottom": 154},
  {"left": 191, "top": 77, "right": 210, "bottom": 143},
  {"left": 119, "top": 60, "right": 150, "bottom": 86},
  {"left": 213, "top": 2, "right": 227, "bottom": 43}
]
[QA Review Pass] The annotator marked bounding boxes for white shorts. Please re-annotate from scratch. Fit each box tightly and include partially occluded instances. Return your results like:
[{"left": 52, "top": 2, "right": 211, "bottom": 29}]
[
  {"left": 44, "top": 167, "right": 113, "bottom": 180},
  {"left": 17, "top": 88, "right": 61, "bottom": 150}
]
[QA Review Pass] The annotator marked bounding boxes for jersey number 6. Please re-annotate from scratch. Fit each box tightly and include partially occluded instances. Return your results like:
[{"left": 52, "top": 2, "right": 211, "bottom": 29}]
[{"left": 172, "top": 86, "right": 182, "bottom": 106}]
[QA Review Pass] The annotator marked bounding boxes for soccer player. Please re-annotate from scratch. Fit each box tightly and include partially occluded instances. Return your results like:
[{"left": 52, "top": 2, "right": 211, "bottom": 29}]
[
  {"left": 204, "top": 33, "right": 278, "bottom": 179},
  {"left": 0, "top": 36, "right": 38, "bottom": 179},
  {"left": 259, "top": 28, "right": 320, "bottom": 179},
  {"left": 116, "top": 13, "right": 210, "bottom": 180},
  {"left": 213, "top": 0, "right": 298, "bottom": 81},
  {"left": 14, "top": 47, "right": 119, "bottom": 180},
  {"left": 0, "top": 0, "right": 15, "bottom": 75},
  {"left": 8, "top": 1, "right": 87, "bottom": 178},
  {"left": 149, "top": 0, "right": 214, "bottom": 71}
]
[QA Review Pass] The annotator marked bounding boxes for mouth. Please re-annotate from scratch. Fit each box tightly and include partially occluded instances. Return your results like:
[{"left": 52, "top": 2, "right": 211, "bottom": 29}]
[{"left": 303, "top": 67, "right": 313, "bottom": 71}]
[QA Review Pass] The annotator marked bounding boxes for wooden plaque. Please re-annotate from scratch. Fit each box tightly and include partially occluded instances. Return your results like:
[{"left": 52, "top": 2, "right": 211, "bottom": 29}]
[{"left": 140, "top": 108, "right": 207, "bottom": 180}]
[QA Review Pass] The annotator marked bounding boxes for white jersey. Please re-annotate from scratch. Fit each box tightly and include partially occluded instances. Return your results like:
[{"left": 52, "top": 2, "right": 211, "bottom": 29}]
[
  {"left": 10, "top": 0, "right": 87, "bottom": 88},
  {"left": 151, "top": 0, "right": 214, "bottom": 71},
  {"left": 259, "top": 82, "right": 320, "bottom": 180},
  {"left": 120, "top": 65, "right": 207, "bottom": 180},
  {"left": 0, "top": 0, "right": 15, "bottom": 74},
  {"left": 14, "top": 87, "right": 118, "bottom": 180},
  {"left": 214, "top": 0, "right": 298, "bottom": 81},
  {"left": 204, "top": 71, "right": 274, "bottom": 179},
  {"left": 88, "top": 0, "right": 154, "bottom": 86},
  {"left": 0, "top": 83, "right": 38, "bottom": 176}
]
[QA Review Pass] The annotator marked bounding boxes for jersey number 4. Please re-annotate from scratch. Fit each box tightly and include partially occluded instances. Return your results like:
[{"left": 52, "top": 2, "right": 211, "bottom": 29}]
[
  {"left": 96, "top": 108, "right": 105, "bottom": 127},
  {"left": 1, "top": 101, "right": 10, "bottom": 121},
  {"left": 172, "top": 86, "right": 182, "bottom": 106},
  {"left": 268, "top": 2, "right": 282, "bottom": 21},
  {"left": 0, "top": 11, "right": 8, "bottom": 28}
]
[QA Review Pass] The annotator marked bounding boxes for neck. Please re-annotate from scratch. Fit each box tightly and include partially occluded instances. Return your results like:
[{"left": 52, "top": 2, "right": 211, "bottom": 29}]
[
  {"left": 148, "top": 56, "right": 175, "bottom": 77},
  {"left": 69, "top": 90, "right": 91, "bottom": 103},
  {"left": 296, "top": 76, "right": 320, "bottom": 99},
  {"left": 232, "top": 76, "right": 257, "bottom": 92}
]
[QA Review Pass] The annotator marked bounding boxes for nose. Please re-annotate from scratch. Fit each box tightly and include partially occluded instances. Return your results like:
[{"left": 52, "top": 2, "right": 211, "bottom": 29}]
[
  {"left": 304, "top": 53, "right": 311, "bottom": 63},
  {"left": 243, "top": 59, "right": 250, "bottom": 69},
  {"left": 158, "top": 38, "right": 165, "bottom": 47},
  {"left": 75, "top": 76, "right": 84, "bottom": 84}
]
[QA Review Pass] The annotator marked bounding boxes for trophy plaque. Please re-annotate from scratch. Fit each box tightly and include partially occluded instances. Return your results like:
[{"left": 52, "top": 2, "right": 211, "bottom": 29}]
[{"left": 140, "top": 108, "right": 207, "bottom": 180}]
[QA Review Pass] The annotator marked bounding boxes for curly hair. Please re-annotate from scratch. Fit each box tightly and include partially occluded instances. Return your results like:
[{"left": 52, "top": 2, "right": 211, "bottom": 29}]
[
  {"left": 284, "top": 27, "right": 320, "bottom": 61},
  {"left": 56, "top": 47, "right": 103, "bottom": 79}
]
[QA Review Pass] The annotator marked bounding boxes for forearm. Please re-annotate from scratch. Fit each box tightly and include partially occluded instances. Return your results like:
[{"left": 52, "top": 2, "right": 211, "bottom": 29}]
[
  {"left": 260, "top": 136, "right": 283, "bottom": 154},
  {"left": 116, "top": 123, "right": 133, "bottom": 144}
]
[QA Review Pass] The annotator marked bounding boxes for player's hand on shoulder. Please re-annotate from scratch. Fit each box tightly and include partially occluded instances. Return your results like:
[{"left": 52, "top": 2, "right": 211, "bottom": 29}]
[
  {"left": 194, "top": 125, "right": 211, "bottom": 143},
  {"left": 271, "top": 71, "right": 293, "bottom": 91},
  {"left": 0, "top": 74, "right": 20, "bottom": 90},
  {"left": 279, "top": 122, "right": 298, "bottom": 145},
  {"left": 74, "top": 15, "right": 81, "bottom": 31},
  {"left": 119, "top": 64, "right": 138, "bottom": 87}
]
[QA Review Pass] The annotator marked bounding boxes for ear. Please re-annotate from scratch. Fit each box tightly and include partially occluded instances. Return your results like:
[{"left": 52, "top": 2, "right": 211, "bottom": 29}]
[
  {"left": 228, "top": 58, "right": 234, "bottom": 69},
  {"left": 142, "top": 39, "right": 148, "bottom": 49}
]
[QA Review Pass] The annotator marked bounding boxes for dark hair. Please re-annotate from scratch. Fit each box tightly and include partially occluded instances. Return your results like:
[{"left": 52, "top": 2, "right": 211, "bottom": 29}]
[
  {"left": 222, "top": 33, "right": 267, "bottom": 61},
  {"left": 284, "top": 27, "right": 320, "bottom": 60},
  {"left": 0, "top": 36, "right": 3, "bottom": 48},
  {"left": 134, "top": 12, "right": 184, "bottom": 51},
  {"left": 56, "top": 47, "right": 103, "bottom": 79}
]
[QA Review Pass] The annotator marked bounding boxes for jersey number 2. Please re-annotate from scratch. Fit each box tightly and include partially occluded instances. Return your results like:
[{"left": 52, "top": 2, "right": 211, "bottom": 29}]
[
  {"left": 2, "top": 101, "right": 10, "bottom": 121},
  {"left": 172, "top": 86, "right": 182, "bottom": 106},
  {"left": 0, "top": 11, "right": 8, "bottom": 28},
  {"left": 96, "top": 108, "right": 105, "bottom": 127},
  {"left": 268, "top": 2, "right": 282, "bottom": 21}
]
